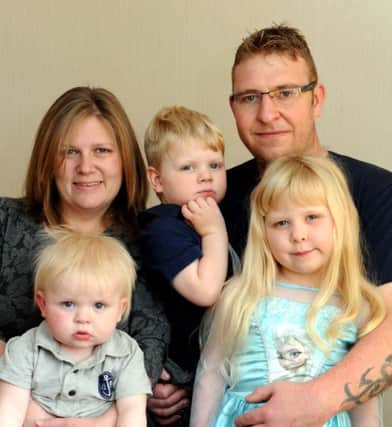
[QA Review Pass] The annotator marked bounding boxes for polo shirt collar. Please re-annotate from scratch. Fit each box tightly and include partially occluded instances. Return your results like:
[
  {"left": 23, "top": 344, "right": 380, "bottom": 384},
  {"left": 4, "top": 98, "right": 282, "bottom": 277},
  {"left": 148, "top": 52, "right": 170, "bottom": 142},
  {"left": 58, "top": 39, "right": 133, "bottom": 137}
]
[{"left": 35, "top": 321, "right": 130, "bottom": 366}]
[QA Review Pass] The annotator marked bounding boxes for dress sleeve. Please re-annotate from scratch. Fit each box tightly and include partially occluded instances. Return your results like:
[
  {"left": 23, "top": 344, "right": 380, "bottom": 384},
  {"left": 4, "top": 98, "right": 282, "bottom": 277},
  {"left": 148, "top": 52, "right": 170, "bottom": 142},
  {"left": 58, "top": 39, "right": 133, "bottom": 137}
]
[{"left": 190, "top": 338, "right": 226, "bottom": 427}]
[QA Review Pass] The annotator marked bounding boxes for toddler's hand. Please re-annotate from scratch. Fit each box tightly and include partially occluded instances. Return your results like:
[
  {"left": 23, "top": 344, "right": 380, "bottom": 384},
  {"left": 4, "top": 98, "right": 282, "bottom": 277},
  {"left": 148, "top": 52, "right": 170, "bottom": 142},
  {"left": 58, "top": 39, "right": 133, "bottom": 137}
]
[{"left": 182, "top": 197, "right": 226, "bottom": 237}]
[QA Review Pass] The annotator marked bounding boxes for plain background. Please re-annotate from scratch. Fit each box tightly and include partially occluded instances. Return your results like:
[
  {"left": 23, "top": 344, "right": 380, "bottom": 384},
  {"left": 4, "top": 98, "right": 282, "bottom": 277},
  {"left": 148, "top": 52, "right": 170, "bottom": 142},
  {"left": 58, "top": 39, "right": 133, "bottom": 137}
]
[{"left": 1, "top": 0, "right": 391, "bottom": 423}]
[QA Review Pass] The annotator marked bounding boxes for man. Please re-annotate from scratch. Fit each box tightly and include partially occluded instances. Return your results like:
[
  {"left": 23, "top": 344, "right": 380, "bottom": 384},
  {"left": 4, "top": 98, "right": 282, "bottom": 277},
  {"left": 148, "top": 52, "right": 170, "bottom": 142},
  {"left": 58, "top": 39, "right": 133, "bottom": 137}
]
[{"left": 149, "top": 24, "right": 392, "bottom": 426}]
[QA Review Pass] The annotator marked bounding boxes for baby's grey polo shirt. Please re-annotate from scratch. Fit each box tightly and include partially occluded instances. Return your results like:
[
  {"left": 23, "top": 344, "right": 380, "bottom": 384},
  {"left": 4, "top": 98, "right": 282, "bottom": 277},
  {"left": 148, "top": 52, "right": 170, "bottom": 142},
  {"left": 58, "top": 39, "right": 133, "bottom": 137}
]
[{"left": 0, "top": 321, "right": 151, "bottom": 417}]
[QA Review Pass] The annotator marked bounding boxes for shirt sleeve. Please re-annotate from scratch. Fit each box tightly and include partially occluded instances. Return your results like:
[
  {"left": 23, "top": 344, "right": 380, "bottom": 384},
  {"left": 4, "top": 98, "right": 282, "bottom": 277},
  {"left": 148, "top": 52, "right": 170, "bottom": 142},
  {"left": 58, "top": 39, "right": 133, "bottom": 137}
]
[
  {"left": 141, "top": 215, "right": 202, "bottom": 282},
  {"left": 0, "top": 330, "right": 35, "bottom": 389},
  {"left": 360, "top": 179, "right": 392, "bottom": 285},
  {"left": 331, "top": 154, "right": 392, "bottom": 285},
  {"left": 114, "top": 336, "right": 152, "bottom": 400}
]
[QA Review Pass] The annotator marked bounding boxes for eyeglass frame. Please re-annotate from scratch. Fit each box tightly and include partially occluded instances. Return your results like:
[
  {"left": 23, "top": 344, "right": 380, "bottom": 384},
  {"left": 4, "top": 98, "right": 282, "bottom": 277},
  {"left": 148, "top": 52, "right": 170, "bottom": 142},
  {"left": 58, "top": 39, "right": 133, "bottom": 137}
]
[{"left": 229, "top": 80, "right": 318, "bottom": 107}]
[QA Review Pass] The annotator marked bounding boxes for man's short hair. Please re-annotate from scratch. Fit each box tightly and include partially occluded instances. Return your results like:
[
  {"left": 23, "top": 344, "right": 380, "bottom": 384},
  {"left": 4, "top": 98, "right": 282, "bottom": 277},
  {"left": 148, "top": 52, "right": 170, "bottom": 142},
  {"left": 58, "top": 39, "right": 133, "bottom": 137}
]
[
  {"left": 233, "top": 24, "right": 318, "bottom": 83},
  {"left": 144, "top": 106, "right": 224, "bottom": 169}
]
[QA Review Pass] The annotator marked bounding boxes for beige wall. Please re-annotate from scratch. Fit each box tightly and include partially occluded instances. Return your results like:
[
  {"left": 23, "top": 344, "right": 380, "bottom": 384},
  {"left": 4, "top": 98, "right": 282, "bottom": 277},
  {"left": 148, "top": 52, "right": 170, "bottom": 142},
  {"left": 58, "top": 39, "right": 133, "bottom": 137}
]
[{"left": 1, "top": 0, "right": 391, "bottom": 422}]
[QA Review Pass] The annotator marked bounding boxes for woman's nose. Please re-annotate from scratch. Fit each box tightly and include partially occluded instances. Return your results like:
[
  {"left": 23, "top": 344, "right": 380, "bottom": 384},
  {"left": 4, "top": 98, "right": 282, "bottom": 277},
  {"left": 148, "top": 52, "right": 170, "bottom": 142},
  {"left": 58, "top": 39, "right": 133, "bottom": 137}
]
[{"left": 77, "top": 153, "right": 94, "bottom": 173}]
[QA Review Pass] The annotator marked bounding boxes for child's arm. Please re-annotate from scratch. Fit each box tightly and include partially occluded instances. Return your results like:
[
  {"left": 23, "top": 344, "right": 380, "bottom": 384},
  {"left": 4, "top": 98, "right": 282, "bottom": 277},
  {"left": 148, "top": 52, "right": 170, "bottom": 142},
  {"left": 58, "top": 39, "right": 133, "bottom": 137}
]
[
  {"left": 23, "top": 406, "right": 117, "bottom": 427},
  {"left": 0, "top": 380, "right": 30, "bottom": 427},
  {"left": 175, "top": 197, "right": 228, "bottom": 306},
  {"left": 116, "top": 394, "right": 147, "bottom": 427},
  {"left": 349, "top": 396, "right": 384, "bottom": 426}
]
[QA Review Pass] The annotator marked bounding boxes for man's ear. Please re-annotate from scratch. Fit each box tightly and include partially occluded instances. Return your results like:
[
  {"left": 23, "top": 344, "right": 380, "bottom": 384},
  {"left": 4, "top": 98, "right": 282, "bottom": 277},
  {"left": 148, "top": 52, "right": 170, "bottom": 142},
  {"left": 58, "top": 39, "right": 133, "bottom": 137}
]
[
  {"left": 35, "top": 290, "right": 47, "bottom": 318},
  {"left": 147, "top": 166, "right": 163, "bottom": 194},
  {"left": 312, "top": 82, "right": 326, "bottom": 118},
  {"left": 229, "top": 96, "right": 236, "bottom": 115}
]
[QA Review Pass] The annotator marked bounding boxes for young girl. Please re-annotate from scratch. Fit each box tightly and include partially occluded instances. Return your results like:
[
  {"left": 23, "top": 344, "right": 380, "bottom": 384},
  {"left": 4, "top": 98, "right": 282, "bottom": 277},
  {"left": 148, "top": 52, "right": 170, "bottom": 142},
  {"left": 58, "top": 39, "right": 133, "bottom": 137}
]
[{"left": 190, "top": 155, "right": 386, "bottom": 426}]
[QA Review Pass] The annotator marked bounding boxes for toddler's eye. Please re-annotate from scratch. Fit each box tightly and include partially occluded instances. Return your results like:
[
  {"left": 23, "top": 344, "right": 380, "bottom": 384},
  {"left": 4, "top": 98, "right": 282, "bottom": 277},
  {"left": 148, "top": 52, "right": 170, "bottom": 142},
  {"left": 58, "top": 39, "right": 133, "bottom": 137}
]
[{"left": 209, "top": 162, "right": 221, "bottom": 170}]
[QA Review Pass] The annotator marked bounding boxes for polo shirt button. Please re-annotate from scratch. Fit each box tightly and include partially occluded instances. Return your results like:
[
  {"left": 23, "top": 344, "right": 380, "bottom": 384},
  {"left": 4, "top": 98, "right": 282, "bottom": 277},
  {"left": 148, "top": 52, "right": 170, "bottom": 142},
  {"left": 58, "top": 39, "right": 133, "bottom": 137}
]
[
  {"left": 68, "top": 390, "right": 76, "bottom": 396},
  {"left": 73, "top": 370, "right": 79, "bottom": 374}
]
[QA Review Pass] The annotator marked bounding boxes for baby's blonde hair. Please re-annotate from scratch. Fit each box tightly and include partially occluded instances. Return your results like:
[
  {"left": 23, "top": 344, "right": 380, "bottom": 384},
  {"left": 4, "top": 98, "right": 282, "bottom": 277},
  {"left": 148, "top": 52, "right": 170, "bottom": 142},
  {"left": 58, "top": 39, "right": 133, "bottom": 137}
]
[
  {"left": 144, "top": 105, "right": 224, "bottom": 168},
  {"left": 203, "top": 155, "right": 385, "bottom": 381},
  {"left": 34, "top": 228, "right": 136, "bottom": 320}
]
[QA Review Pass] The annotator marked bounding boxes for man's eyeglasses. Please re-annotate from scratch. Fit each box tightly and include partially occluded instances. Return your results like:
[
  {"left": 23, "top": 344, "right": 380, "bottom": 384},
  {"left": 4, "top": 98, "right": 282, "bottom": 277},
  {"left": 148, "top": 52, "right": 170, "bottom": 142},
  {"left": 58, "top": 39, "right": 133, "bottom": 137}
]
[{"left": 230, "top": 81, "right": 317, "bottom": 110}]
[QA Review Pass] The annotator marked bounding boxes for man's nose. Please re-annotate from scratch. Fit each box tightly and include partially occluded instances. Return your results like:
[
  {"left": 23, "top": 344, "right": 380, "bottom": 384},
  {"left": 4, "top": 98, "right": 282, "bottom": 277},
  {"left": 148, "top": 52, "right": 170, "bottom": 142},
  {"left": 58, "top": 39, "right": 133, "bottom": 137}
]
[{"left": 255, "top": 95, "right": 280, "bottom": 123}]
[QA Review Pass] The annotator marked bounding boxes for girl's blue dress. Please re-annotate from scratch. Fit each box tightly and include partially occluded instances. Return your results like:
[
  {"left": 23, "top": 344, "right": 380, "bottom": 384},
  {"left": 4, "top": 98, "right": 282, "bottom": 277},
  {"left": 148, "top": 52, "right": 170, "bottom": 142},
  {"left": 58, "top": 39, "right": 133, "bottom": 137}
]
[{"left": 213, "top": 282, "right": 356, "bottom": 427}]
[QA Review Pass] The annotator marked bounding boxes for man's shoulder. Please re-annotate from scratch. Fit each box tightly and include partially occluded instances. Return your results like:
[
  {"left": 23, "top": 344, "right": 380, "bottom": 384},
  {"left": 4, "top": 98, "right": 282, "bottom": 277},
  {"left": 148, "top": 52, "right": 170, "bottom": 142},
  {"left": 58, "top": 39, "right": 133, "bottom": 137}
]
[
  {"left": 329, "top": 151, "right": 391, "bottom": 183},
  {"left": 227, "top": 158, "right": 258, "bottom": 179},
  {"left": 226, "top": 158, "right": 259, "bottom": 195}
]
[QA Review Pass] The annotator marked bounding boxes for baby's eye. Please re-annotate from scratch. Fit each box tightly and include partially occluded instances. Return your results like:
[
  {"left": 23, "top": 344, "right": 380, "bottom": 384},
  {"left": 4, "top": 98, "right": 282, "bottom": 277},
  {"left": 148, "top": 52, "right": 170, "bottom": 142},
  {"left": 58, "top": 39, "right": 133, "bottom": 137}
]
[
  {"left": 94, "top": 302, "right": 105, "bottom": 310},
  {"left": 180, "top": 165, "right": 193, "bottom": 171},
  {"left": 62, "top": 301, "right": 75, "bottom": 309}
]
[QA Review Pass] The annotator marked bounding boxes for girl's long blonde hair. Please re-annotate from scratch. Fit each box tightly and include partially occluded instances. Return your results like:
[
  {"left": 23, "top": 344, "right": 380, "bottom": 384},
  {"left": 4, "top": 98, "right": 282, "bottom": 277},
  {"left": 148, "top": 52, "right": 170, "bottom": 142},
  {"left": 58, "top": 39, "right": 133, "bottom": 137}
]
[{"left": 203, "top": 155, "right": 385, "bottom": 380}]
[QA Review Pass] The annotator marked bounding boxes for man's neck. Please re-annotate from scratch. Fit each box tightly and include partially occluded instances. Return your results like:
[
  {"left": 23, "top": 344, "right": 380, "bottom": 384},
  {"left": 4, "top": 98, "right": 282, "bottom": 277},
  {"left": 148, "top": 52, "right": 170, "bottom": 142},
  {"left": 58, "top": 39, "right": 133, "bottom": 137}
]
[{"left": 256, "top": 145, "right": 327, "bottom": 174}]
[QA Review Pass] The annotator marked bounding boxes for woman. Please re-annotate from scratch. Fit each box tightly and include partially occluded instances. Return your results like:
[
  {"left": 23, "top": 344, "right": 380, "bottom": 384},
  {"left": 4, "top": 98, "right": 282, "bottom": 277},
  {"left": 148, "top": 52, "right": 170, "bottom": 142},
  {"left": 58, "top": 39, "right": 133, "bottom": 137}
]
[{"left": 0, "top": 86, "right": 169, "bottom": 426}]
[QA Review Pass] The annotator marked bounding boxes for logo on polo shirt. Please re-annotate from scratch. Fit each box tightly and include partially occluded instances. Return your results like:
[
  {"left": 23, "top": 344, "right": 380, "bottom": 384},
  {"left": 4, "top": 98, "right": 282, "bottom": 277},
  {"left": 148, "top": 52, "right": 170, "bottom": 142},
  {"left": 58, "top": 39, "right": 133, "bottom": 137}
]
[{"left": 98, "top": 371, "right": 114, "bottom": 400}]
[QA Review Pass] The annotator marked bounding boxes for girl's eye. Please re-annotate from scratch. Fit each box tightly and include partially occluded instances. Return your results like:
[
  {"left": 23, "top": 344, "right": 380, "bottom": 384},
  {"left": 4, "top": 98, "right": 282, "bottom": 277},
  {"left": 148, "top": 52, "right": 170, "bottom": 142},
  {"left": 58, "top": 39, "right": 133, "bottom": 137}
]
[
  {"left": 275, "top": 220, "right": 289, "bottom": 227},
  {"left": 94, "top": 302, "right": 105, "bottom": 310},
  {"left": 62, "top": 301, "right": 75, "bottom": 308}
]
